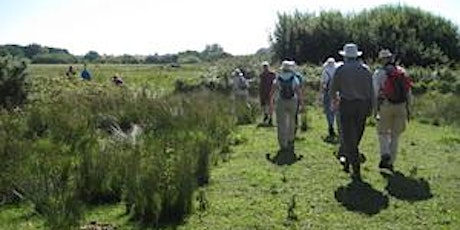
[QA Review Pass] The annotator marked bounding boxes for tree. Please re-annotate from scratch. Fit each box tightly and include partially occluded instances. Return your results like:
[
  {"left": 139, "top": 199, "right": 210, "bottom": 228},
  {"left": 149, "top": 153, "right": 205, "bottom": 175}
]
[
  {"left": 84, "top": 51, "right": 100, "bottom": 63},
  {"left": 271, "top": 5, "right": 460, "bottom": 66},
  {"left": 200, "top": 44, "right": 230, "bottom": 61},
  {"left": 24, "top": 44, "right": 47, "bottom": 59}
]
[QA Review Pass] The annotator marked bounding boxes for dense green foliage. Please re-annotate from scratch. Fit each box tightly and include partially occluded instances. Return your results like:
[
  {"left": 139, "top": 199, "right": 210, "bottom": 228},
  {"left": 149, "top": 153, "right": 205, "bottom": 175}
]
[
  {"left": 272, "top": 5, "right": 460, "bottom": 66},
  {"left": 0, "top": 56, "right": 29, "bottom": 109}
]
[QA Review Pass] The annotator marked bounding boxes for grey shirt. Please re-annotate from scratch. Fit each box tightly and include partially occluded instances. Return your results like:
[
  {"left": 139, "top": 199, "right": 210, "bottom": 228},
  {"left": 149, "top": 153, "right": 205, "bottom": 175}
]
[{"left": 329, "top": 60, "right": 374, "bottom": 103}]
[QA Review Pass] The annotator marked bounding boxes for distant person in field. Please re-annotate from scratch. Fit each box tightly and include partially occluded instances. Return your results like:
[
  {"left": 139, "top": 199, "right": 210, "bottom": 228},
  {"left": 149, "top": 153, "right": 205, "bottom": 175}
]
[
  {"left": 259, "top": 61, "right": 276, "bottom": 126},
  {"left": 231, "top": 68, "right": 250, "bottom": 119},
  {"left": 268, "top": 60, "right": 304, "bottom": 164},
  {"left": 232, "top": 68, "right": 249, "bottom": 102},
  {"left": 66, "top": 65, "right": 76, "bottom": 78},
  {"left": 329, "top": 43, "right": 373, "bottom": 180},
  {"left": 321, "top": 57, "right": 339, "bottom": 140},
  {"left": 112, "top": 74, "right": 124, "bottom": 86},
  {"left": 81, "top": 64, "right": 91, "bottom": 81},
  {"left": 373, "top": 49, "right": 412, "bottom": 172}
]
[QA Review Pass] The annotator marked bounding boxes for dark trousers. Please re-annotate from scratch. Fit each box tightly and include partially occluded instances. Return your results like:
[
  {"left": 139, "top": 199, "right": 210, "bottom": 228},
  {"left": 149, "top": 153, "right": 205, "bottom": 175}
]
[{"left": 339, "top": 99, "right": 370, "bottom": 165}]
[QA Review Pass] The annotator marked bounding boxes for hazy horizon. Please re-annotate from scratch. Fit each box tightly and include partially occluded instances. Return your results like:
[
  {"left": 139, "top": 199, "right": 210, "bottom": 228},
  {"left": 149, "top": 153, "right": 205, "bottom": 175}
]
[{"left": 1, "top": 0, "right": 459, "bottom": 56}]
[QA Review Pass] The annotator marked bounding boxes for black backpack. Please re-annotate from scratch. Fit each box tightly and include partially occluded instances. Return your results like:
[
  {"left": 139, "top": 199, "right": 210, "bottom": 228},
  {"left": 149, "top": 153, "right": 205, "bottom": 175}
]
[{"left": 278, "top": 76, "right": 295, "bottom": 99}]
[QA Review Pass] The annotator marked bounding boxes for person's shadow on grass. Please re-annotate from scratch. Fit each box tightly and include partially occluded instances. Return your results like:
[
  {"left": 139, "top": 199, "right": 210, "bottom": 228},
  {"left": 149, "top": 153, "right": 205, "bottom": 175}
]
[
  {"left": 382, "top": 170, "right": 433, "bottom": 202},
  {"left": 334, "top": 179, "right": 389, "bottom": 216}
]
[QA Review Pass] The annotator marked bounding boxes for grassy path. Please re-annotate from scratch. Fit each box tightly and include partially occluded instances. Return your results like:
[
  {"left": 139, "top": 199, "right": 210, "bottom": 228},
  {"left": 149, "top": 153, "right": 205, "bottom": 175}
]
[
  {"left": 1, "top": 109, "right": 459, "bottom": 229},
  {"left": 178, "top": 109, "right": 459, "bottom": 229}
]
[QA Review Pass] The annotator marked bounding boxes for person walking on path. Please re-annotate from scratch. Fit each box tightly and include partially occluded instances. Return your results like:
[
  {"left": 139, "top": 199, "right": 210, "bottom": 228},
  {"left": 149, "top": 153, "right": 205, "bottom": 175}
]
[
  {"left": 373, "top": 49, "right": 412, "bottom": 172},
  {"left": 259, "top": 61, "right": 276, "bottom": 126},
  {"left": 321, "top": 57, "right": 339, "bottom": 141},
  {"left": 231, "top": 68, "right": 250, "bottom": 122},
  {"left": 329, "top": 43, "right": 374, "bottom": 180},
  {"left": 268, "top": 60, "right": 304, "bottom": 164}
]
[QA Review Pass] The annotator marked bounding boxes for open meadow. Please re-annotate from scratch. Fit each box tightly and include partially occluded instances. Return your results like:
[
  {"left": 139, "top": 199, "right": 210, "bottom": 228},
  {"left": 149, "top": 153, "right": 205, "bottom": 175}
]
[{"left": 0, "top": 63, "right": 459, "bottom": 230}]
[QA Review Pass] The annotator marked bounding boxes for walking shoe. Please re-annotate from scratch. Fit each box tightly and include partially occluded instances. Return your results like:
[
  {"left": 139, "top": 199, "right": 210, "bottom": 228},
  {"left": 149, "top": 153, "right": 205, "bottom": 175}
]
[
  {"left": 359, "top": 153, "right": 367, "bottom": 163},
  {"left": 267, "top": 117, "right": 273, "bottom": 126},
  {"left": 328, "top": 127, "right": 337, "bottom": 137},
  {"left": 263, "top": 114, "right": 268, "bottom": 124},
  {"left": 379, "top": 154, "right": 393, "bottom": 171},
  {"left": 339, "top": 156, "right": 350, "bottom": 173}
]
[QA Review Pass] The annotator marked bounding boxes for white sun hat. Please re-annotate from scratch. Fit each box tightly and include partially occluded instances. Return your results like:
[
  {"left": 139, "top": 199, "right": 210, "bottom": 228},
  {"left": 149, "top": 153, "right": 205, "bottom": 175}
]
[
  {"left": 338, "top": 43, "right": 363, "bottom": 58},
  {"left": 323, "top": 57, "right": 336, "bottom": 67},
  {"left": 280, "top": 60, "right": 296, "bottom": 71},
  {"left": 378, "top": 49, "right": 393, "bottom": 58}
]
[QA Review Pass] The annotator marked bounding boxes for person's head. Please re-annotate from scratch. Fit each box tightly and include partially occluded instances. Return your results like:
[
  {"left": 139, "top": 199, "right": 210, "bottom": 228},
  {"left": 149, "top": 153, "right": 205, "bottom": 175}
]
[
  {"left": 280, "top": 60, "right": 296, "bottom": 72},
  {"left": 261, "top": 61, "right": 270, "bottom": 71},
  {"left": 323, "top": 57, "right": 336, "bottom": 68},
  {"left": 378, "top": 49, "right": 394, "bottom": 65},
  {"left": 233, "top": 68, "right": 243, "bottom": 77},
  {"left": 338, "top": 43, "right": 362, "bottom": 61}
]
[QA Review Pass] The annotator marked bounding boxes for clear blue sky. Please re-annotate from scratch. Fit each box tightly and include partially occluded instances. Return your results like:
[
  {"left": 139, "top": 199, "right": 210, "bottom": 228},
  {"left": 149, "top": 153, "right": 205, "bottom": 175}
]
[{"left": 0, "top": 0, "right": 459, "bottom": 55}]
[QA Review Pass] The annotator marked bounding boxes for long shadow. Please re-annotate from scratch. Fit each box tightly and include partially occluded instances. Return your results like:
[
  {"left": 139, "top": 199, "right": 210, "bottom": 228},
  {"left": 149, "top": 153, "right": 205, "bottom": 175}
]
[
  {"left": 382, "top": 171, "right": 433, "bottom": 202},
  {"left": 334, "top": 179, "right": 389, "bottom": 216}
]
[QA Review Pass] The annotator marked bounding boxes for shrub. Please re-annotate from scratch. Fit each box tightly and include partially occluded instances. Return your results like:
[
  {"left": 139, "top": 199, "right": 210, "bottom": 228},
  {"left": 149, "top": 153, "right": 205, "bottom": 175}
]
[{"left": 0, "top": 56, "right": 28, "bottom": 109}]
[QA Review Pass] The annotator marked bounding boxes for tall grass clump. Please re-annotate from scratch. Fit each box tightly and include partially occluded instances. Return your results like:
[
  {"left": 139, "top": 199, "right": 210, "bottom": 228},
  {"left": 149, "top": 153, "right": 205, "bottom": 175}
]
[{"left": 2, "top": 72, "right": 238, "bottom": 228}]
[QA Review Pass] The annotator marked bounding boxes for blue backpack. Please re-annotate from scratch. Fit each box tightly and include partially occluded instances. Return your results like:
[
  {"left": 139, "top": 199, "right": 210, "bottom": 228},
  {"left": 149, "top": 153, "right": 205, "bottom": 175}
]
[{"left": 278, "top": 76, "right": 295, "bottom": 99}]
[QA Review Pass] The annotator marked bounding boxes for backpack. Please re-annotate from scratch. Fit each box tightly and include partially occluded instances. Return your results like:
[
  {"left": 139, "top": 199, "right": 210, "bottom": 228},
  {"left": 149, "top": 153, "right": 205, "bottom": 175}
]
[
  {"left": 238, "top": 75, "right": 248, "bottom": 90},
  {"left": 278, "top": 76, "right": 296, "bottom": 99},
  {"left": 382, "top": 66, "right": 411, "bottom": 104}
]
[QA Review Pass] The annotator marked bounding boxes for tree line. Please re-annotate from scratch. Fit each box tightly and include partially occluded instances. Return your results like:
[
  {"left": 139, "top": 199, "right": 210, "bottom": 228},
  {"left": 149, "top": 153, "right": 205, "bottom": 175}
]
[
  {"left": 0, "top": 43, "right": 231, "bottom": 64},
  {"left": 271, "top": 5, "right": 460, "bottom": 66}
]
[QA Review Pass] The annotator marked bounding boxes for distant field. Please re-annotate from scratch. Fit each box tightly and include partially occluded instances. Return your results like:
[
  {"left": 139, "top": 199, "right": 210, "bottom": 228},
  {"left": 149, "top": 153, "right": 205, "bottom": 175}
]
[{"left": 28, "top": 64, "right": 208, "bottom": 93}]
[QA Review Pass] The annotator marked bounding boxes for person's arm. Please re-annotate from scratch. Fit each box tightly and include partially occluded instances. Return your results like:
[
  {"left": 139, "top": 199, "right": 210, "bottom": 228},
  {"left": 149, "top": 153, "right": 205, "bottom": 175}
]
[
  {"left": 269, "top": 79, "right": 277, "bottom": 115},
  {"left": 320, "top": 70, "right": 329, "bottom": 91},
  {"left": 328, "top": 70, "right": 340, "bottom": 110},
  {"left": 296, "top": 84, "right": 304, "bottom": 112}
]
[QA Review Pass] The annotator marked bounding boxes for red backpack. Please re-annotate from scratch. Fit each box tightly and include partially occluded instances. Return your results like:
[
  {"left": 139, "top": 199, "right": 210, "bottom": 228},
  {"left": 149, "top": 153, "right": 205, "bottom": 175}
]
[{"left": 382, "top": 66, "right": 412, "bottom": 104}]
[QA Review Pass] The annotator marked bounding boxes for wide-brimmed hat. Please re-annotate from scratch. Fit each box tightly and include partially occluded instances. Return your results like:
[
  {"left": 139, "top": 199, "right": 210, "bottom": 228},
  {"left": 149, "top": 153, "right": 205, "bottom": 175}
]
[
  {"left": 280, "top": 60, "right": 296, "bottom": 71},
  {"left": 378, "top": 49, "right": 393, "bottom": 59},
  {"left": 338, "top": 43, "right": 362, "bottom": 58},
  {"left": 261, "top": 61, "right": 270, "bottom": 66}
]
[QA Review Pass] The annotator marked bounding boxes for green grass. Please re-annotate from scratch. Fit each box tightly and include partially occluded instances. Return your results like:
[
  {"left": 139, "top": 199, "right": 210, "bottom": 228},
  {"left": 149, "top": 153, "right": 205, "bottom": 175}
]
[{"left": 1, "top": 64, "right": 459, "bottom": 229}]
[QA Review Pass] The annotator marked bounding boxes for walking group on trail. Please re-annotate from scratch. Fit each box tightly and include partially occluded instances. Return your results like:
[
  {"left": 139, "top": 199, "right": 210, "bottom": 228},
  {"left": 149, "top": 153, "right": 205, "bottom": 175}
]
[{"left": 247, "top": 42, "right": 413, "bottom": 181}]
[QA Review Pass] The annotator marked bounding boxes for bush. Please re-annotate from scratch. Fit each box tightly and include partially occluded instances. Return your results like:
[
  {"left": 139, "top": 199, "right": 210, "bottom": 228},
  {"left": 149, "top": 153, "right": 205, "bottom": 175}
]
[
  {"left": 413, "top": 92, "right": 460, "bottom": 127},
  {"left": 0, "top": 56, "right": 28, "bottom": 109}
]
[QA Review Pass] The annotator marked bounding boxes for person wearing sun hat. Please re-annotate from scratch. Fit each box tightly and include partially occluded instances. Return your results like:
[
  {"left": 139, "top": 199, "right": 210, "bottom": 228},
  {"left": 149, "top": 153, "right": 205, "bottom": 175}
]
[
  {"left": 321, "top": 57, "right": 339, "bottom": 140},
  {"left": 268, "top": 60, "right": 304, "bottom": 164},
  {"left": 373, "top": 49, "right": 412, "bottom": 172},
  {"left": 329, "top": 43, "right": 374, "bottom": 180}
]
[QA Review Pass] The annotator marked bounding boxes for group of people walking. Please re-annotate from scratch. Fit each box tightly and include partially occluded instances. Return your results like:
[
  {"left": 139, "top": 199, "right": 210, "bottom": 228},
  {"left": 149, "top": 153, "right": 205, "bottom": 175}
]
[{"left": 249, "top": 43, "right": 412, "bottom": 181}]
